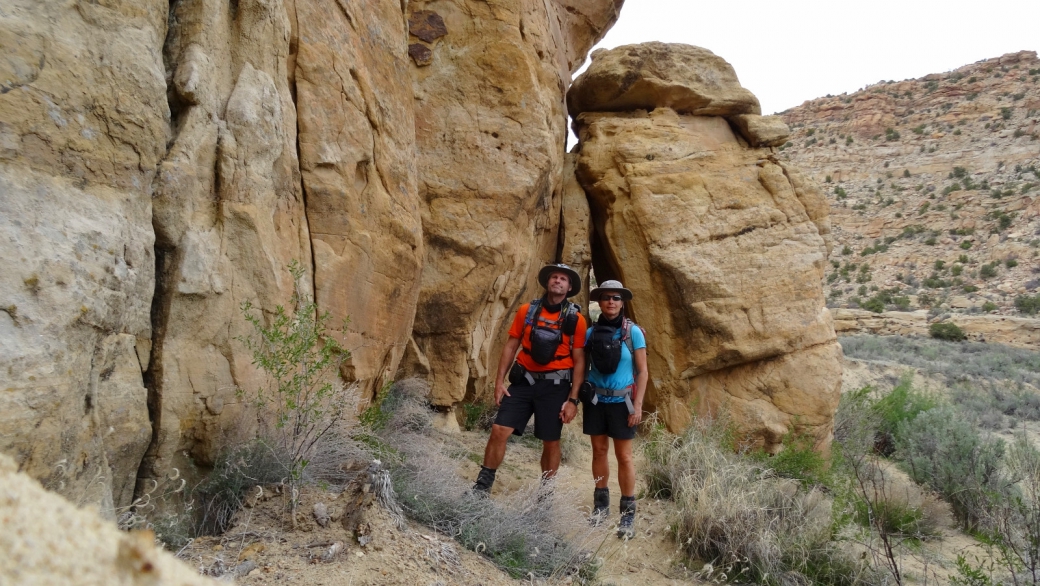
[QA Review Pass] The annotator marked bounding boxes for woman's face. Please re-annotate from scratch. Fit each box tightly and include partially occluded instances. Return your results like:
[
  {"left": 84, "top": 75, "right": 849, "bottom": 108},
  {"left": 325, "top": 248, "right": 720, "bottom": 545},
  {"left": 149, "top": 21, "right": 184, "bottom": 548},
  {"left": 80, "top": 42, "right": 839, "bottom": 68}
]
[{"left": 599, "top": 292, "right": 624, "bottom": 319}]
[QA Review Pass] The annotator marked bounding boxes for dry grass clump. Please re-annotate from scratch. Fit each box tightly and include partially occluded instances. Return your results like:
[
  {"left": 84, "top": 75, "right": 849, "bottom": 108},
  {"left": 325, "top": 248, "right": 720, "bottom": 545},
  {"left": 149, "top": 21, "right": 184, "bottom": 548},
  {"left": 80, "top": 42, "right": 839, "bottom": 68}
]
[
  {"left": 372, "top": 378, "right": 602, "bottom": 580},
  {"left": 642, "top": 419, "right": 874, "bottom": 585}
]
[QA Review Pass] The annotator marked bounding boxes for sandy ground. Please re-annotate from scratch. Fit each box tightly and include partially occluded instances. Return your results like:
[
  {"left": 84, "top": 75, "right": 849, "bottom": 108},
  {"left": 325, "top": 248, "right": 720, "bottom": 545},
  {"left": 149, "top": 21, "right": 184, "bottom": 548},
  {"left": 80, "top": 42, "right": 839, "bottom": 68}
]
[{"left": 171, "top": 354, "right": 1040, "bottom": 585}]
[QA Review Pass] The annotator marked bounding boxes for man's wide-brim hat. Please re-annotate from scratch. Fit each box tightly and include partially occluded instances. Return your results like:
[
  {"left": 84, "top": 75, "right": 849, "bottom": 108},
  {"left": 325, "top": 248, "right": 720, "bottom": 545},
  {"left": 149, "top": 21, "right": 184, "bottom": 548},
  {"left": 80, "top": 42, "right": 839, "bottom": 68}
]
[
  {"left": 589, "top": 279, "right": 633, "bottom": 301},
  {"left": 538, "top": 263, "right": 582, "bottom": 297}
]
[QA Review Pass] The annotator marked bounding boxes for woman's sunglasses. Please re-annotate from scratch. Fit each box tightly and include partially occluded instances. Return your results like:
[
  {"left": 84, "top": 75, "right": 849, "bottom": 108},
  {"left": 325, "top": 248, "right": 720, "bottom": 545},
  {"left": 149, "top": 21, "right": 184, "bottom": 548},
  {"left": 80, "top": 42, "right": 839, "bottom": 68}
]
[{"left": 600, "top": 295, "right": 624, "bottom": 302}]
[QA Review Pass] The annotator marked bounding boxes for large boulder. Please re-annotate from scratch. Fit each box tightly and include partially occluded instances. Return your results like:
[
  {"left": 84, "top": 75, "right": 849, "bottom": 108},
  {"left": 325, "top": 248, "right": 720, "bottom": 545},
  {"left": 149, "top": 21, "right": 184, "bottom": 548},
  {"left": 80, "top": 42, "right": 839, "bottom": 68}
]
[
  {"left": 404, "top": 0, "right": 622, "bottom": 408},
  {"left": 0, "top": 0, "right": 167, "bottom": 512},
  {"left": 567, "top": 42, "right": 761, "bottom": 117},
  {"left": 0, "top": 454, "right": 217, "bottom": 585},
  {"left": 574, "top": 104, "right": 841, "bottom": 451}
]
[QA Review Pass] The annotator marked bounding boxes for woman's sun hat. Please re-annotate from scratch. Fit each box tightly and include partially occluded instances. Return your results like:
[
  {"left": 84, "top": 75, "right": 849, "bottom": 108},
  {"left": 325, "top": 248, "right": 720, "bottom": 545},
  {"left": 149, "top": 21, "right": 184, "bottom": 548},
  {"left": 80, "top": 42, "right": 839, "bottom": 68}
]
[{"left": 589, "top": 279, "right": 632, "bottom": 301}]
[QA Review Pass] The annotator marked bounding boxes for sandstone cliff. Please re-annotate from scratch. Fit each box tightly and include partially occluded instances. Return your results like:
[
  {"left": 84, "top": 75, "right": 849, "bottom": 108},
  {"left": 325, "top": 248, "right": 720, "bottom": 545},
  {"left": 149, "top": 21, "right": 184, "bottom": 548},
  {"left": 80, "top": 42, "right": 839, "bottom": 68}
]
[
  {"left": 0, "top": 0, "right": 622, "bottom": 509},
  {"left": 570, "top": 43, "right": 841, "bottom": 450},
  {"left": 403, "top": 0, "right": 621, "bottom": 413}
]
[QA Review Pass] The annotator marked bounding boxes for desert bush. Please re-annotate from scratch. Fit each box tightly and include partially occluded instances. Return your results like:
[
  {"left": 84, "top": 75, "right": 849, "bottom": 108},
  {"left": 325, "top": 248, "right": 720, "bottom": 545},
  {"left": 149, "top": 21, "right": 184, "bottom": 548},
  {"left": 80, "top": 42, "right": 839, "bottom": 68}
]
[
  {"left": 369, "top": 379, "right": 598, "bottom": 580},
  {"left": 238, "top": 260, "right": 359, "bottom": 521},
  {"left": 895, "top": 406, "right": 1006, "bottom": 529},
  {"left": 930, "top": 321, "right": 967, "bottom": 341},
  {"left": 642, "top": 419, "right": 873, "bottom": 585},
  {"left": 1016, "top": 293, "right": 1040, "bottom": 315},
  {"left": 982, "top": 434, "right": 1040, "bottom": 585}
]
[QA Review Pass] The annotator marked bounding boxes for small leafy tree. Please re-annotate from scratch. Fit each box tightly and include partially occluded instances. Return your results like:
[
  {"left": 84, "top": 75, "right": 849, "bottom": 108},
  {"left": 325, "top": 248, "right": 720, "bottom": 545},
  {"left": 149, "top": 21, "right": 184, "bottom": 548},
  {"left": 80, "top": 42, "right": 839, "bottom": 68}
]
[{"left": 239, "top": 260, "right": 352, "bottom": 522}]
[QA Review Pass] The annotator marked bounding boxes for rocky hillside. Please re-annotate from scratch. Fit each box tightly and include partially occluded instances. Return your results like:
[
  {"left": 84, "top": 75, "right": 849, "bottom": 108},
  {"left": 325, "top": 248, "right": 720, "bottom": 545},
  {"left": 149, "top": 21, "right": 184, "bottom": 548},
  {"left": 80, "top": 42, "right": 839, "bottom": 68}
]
[{"left": 778, "top": 51, "right": 1040, "bottom": 318}]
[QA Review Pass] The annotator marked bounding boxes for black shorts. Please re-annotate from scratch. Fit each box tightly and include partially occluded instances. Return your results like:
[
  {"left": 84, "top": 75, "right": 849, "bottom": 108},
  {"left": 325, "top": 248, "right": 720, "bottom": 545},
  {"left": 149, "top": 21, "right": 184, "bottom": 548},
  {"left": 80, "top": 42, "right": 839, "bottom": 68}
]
[
  {"left": 582, "top": 400, "right": 636, "bottom": 440},
  {"left": 494, "top": 379, "right": 570, "bottom": 441}
]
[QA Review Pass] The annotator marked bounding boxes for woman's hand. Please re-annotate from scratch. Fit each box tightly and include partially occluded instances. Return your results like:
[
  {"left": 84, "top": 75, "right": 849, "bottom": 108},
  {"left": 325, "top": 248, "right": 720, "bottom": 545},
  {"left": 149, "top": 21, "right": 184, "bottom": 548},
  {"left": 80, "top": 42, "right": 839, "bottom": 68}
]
[{"left": 627, "top": 402, "right": 643, "bottom": 427}]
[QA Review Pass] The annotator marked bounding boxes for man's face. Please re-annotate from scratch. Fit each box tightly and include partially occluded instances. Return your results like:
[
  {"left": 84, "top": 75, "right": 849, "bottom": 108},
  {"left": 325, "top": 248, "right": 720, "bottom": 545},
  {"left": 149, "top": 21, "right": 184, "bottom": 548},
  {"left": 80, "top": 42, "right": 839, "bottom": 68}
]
[{"left": 547, "top": 271, "right": 570, "bottom": 295}]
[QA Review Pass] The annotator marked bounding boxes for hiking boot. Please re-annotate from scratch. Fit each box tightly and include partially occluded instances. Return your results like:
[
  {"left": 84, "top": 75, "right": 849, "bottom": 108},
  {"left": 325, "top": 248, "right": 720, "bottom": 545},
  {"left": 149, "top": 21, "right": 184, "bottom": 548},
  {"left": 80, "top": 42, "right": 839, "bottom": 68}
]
[
  {"left": 618, "top": 496, "right": 636, "bottom": 539},
  {"left": 590, "top": 487, "right": 610, "bottom": 526},
  {"left": 472, "top": 466, "right": 496, "bottom": 497}
]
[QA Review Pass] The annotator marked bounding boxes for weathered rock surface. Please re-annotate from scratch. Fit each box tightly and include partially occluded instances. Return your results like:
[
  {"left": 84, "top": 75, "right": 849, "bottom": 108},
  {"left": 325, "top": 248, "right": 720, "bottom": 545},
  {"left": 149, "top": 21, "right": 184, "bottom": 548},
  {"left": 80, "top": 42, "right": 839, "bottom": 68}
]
[
  {"left": 567, "top": 42, "right": 761, "bottom": 117},
  {"left": 0, "top": 454, "right": 217, "bottom": 585},
  {"left": 0, "top": 0, "right": 167, "bottom": 512},
  {"left": 730, "top": 114, "right": 792, "bottom": 147},
  {"left": 295, "top": 0, "right": 424, "bottom": 394},
  {"left": 833, "top": 308, "right": 1040, "bottom": 348},
  {"left": 573, "top": 85, "right": 840, "bottom": 448},
  {"left": 143, "top": 0, "right": 309, "bottom": 487},
  {"left": 404, "top": 0, "right": 622, "bottom": 407}
]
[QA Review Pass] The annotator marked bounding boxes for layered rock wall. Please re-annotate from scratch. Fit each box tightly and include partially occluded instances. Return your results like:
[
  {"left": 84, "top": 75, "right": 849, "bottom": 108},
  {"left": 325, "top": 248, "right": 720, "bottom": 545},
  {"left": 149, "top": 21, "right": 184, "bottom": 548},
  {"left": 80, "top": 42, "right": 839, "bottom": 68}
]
[
  {"left": 0, "top": 0, "right": 168, "bottom": 511},
  {"left": 403, "top": 0, "right": 621, "bottom": 408},
  {"left": 570, "top": 44, "right": 841, "bottom": 450},
  {"left": 1, "top": 0, "right": 623, "bottom": 506}
]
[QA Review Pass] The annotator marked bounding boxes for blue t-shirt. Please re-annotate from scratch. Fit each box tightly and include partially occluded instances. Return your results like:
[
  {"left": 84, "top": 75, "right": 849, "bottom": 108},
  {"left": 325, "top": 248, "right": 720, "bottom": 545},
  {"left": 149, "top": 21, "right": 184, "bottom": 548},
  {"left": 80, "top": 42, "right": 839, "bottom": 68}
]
[{"left": 586, "top": 323, "right": 645, "bottom": 403}]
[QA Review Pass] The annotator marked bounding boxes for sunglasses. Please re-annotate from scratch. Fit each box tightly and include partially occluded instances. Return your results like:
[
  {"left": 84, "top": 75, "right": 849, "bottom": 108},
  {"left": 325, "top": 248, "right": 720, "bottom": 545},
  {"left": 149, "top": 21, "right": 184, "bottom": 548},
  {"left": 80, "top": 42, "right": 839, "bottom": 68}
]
[{"left": 600, "top": 295, "right": 624, "bottom": 302}]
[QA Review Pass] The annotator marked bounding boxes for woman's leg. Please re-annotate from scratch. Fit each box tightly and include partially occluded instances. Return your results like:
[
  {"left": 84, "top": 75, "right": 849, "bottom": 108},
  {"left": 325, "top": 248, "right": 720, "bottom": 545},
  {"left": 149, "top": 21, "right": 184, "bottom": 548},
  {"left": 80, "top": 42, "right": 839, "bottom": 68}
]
[
  {"left": 613, "top": 438, "right": 635, "bottom": 496},
  {"left": 590, "top": 434, "right": 611, "bottom": 488}
]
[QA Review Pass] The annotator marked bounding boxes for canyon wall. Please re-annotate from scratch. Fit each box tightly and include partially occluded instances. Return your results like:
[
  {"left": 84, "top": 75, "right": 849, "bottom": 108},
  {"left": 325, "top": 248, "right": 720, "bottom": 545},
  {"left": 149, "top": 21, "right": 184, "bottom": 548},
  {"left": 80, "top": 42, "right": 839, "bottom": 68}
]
[
  {"left": 402, "top": 0, "right": 621, "bottom": 409},
  {"left": 0, "top": 0, "right": 168, "bottom": 511},
  {"left": 0, "top": 0, "right": 622, "bottom": 507}
]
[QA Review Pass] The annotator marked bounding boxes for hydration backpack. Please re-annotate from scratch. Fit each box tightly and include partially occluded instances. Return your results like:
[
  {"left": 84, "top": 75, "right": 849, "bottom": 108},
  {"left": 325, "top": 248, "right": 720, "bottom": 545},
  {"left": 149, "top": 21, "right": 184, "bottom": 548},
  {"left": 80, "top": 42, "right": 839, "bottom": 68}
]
[
  {"left": 523, "top": 299, "right": 579, "bottom": 365},
  {"left": 588, "top": 318, "right": 636, "bottom": 375}
]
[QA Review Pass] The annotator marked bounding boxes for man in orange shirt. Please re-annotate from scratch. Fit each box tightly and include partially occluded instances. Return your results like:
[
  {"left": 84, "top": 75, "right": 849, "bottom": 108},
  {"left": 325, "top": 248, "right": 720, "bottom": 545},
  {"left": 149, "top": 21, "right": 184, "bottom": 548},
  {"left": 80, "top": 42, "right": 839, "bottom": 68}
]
[{"left": 472, "top": 264, "right": 588, "bottom": 495}]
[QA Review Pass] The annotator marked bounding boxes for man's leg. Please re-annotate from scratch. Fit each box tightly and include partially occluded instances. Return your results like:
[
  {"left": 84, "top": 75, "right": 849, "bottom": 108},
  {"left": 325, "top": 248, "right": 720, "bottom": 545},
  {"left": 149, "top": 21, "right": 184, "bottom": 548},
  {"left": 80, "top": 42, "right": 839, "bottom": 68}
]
[
  {"left": 540, "top": 440, "right": 561, "bottom": 478},
  {"left": 483, "top": 424, "right": 514, "bottom": 469}
]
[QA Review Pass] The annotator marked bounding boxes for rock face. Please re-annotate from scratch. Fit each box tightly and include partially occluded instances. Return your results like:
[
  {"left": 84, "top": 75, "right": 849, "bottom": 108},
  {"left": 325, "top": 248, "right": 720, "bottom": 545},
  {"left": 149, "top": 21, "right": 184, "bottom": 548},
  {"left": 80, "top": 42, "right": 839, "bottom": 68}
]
[
  {"left": 143, "top": 0, "right": 309, "bottom": 488},
  {"left": 0, "top": 0, "right": 624, "bottom": 508},
  {"left": 0, "top": 0, "right": 167, "bottom": 512},
  {"left": 571, "top": 45, "right": 841, "bottom": 450},
  {"left": 0, "top": 454, "right": 217, "bottom": 585},
  {"left": 404, "top": 0, "right": 622, "bottom": 408}
]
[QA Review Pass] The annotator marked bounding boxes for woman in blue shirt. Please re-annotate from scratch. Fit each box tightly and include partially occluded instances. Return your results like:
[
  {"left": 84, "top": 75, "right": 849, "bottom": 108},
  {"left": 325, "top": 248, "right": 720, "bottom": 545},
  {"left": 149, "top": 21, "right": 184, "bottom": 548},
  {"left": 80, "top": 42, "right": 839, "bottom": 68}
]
[{"left": 582, "top": 280, "right": 648, "bottom": 539}]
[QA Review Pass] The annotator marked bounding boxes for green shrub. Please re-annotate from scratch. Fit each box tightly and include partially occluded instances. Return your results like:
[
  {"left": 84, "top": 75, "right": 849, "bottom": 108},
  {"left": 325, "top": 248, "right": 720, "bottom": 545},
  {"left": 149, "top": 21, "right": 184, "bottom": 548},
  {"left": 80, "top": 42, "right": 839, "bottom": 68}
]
[
  {"left": 885, "top": 128, "right": 900, "bottom": 141},
  {"left": 1005, "top": 258, "right": 1018, "bottom": 268},
  {"left": 871, "top": 376, "right": 937, "bottom": 455},
  {"left": 841, "top": 245, "right": 853, "bottom": 255},
  {"left": 861, "top": 297, "right": 885, "bottom": 313},
  {"left": 930, "top": 321, "right": 967, "bottom": 341},
  {"left": 980, "top": 263, "right": 999, "bottom": 279},
  {"left": 1001, "top": 107, "right": 1013, "bottom": 120},
  {"left": 238, "top": 260, "right": 357, "bottom": 520},
  {"left": 895, "top": 407, "right": 1006, "bottom": 529},
  {"left": 981, "top": 301, "right": 998, "bottom": 312},
  {"left": 1015, "top": 293, "right": 1040, "bottom": 315}
]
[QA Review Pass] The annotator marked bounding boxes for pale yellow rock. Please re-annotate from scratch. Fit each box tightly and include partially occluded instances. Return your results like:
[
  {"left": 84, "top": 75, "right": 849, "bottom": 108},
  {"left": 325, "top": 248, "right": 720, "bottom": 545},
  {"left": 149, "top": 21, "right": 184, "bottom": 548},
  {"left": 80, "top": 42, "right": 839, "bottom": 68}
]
[
  {"left": 568, "top": 42, "right": 761, "bottom": 117},
  {"left": 144, "top": 0, "right": 308, "bottom": 485},
  {"left": 560, "top": 154, "right": 593, "bottom": 310},
  {"left": 574, "top": 106, "right": 840, "bottom": 451},
  {"left": 295, "top": 0, "right": 424, "bottom": 396},
  {"left": 0, "top": 454, "right": 218, "bottom": 586},
  {"left": 405, "top": 0, "right": 622, "bottom": 406},
  {"left": 0, "top": 0, "right": 167, "bottom": 511},
  {"left": 730, "top": 114, "right": 792, "bottom": 147}
]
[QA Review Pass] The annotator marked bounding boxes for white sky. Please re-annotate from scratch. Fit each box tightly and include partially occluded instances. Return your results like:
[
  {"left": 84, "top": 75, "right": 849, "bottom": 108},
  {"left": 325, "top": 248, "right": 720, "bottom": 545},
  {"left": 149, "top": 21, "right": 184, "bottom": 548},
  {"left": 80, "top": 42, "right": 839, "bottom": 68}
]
[{"left": 575, "top": 0, "right": 1040, "bottom": 115}]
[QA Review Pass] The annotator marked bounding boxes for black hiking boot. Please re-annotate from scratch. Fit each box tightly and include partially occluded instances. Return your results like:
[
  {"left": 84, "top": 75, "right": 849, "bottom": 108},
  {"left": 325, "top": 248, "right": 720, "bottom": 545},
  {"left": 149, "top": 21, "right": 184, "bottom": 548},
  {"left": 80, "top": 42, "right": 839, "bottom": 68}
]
[
  {"left": 590, "top": 487, "right": 610, "bottom": 526},
  {"left": 618, "top": 496, "right": 636, "bottom": 539},
  {"left": 472, "top": 466, "right": 496, "bottom": 497}
]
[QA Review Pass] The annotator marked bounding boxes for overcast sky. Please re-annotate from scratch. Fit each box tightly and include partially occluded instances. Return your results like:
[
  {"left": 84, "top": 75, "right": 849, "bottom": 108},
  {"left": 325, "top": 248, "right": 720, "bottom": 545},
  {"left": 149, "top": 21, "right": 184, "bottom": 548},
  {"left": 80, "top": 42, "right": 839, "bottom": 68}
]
[{"left": 577, "top": 0, "right": 1040, "bottom": 115}]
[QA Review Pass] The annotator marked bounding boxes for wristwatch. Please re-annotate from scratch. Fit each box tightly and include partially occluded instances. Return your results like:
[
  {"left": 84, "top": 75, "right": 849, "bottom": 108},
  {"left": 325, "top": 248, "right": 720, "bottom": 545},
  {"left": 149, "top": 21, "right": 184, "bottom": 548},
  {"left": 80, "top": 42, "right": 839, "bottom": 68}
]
[{"left": 567, "top": 397, "right": 579, "bottom": 406}]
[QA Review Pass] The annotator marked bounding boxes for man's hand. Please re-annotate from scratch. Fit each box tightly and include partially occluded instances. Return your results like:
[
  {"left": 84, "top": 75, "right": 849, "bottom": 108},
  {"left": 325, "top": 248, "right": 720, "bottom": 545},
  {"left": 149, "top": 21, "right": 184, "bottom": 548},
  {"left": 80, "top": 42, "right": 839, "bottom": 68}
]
[
  {"left": 495, "top": 381, "right": 511, "bottom": 406},
  {"left": 560, "top": 400, "right": 577, "bottom": 423}
]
